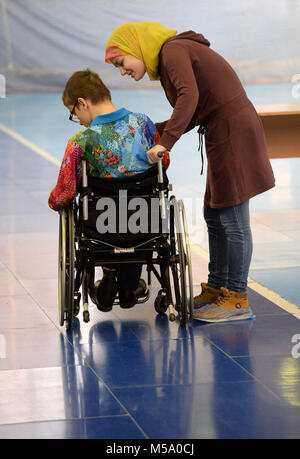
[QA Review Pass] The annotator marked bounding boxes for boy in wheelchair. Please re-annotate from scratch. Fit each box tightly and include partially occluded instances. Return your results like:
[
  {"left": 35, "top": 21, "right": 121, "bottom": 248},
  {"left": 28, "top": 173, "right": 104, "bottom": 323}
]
[{"left": 48, "top": 69, "right": 169, "bottom": 311}]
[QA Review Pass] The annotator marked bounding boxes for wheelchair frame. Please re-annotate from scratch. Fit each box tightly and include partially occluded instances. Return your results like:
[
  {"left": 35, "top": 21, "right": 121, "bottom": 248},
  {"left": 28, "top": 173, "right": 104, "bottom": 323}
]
[{"left": 58, "top": 159, "right": 194, "bottom": 331}]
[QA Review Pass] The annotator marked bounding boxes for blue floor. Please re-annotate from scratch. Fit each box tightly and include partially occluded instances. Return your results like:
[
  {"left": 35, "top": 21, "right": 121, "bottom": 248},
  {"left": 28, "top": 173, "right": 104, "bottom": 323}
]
[{"left": 0, "top": 85, "right": 300, "bottom": 439}]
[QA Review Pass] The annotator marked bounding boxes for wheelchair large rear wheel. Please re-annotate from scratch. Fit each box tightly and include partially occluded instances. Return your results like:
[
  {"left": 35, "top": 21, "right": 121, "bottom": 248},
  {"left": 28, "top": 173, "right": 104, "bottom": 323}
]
[
  {"left": 169, "top": 196, "right": 188, "bottom": 325},
  {"left": 58, "top": 206, "right": 75, "bottom": 331},
  {"left": 178, "top": 199, "right": 194, "bottom": 318}
]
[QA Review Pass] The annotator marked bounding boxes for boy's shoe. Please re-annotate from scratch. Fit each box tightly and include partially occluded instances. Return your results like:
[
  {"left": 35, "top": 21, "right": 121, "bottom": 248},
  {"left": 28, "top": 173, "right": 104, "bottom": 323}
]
[
  {"left": 95, "top": 268, "right": 118, "bottom": 312},
  {"left": 194, "top": 283, "right": 222, "bottom": 309},
  {"left": 193, "top": 287, "right": 255, "bottom": 322},
  {"left": 135, "top": 278, "right": 148, "bottom": 298},
  {"left": 119, "top": 288, "right": 137, "bottom": 309},
  {"left": 119, "top": 279, "right": 148, "bottom": 309}
]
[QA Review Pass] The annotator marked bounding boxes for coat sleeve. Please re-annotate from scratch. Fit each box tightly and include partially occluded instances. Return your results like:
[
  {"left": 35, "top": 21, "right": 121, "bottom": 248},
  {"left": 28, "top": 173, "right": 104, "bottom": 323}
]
[
  {"left": 158, "top": 42, "right": 199, "bottom": 150},
  {"left": 48, "top": 139, "right": 83, "bottom": 211},
  {"left": 155, "top": 118, "right": 196, "bottom": 137},
  {"left": 141, "top": 113, "right": 170, "bottom": 169},
  {"left": 154, "top": 126, "right": 170, "bottom": 169}
]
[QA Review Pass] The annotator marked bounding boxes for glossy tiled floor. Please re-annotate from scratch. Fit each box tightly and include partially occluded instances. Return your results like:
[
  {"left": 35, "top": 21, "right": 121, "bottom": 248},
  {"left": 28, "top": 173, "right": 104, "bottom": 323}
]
[{"left": 0, "top": 87, "right": 300, "bottom": 439}]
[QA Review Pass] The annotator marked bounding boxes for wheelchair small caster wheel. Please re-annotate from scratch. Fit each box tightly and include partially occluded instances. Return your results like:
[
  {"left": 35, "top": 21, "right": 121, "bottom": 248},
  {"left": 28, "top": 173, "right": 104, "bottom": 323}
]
[
  {"left": 169, "top": 313, "right": 176, "bottom": 322},
  {"left": 154, "top": 291, "right": 168, "bottom": 314},
  {"left": 83, "top": 311, "right": 90, "bottom": 323}
]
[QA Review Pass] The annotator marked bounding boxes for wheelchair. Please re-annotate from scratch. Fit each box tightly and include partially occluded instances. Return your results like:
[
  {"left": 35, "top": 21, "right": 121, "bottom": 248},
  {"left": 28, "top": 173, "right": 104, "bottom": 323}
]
[{"left": 58, "top": 157, "right": 194, "bottom": 331}]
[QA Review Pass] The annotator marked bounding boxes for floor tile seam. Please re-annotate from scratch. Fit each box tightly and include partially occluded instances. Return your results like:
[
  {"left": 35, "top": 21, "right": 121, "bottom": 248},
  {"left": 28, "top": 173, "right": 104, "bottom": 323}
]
[
  {"left": 0, "top": 413, "right": 131, "bottom": 429},
  {"left": 61, "top": 327, "right": 151, "bottom": 438},
  {"left": 0, "top": 269, "right": 62, "bottom": 332},
  {"left": 231, "top": 356, "right": 300, "bottom": 405},
  {"left": 77, "top": 356, "right": 149, "bottom": 439},
  {"left": 202, "top": 335, "right": 286, "bottom": 404},
  {"left": 232, "top": 354, "right": 299, "bottom": 360},
  {"left": 0, "top": 324, "right": 58, "bottom": 333},
  {"left": 0, "top": 294, "right": 38, "bottom": 300},
  {"left": 0, "top": 362, "right": 102, "bottom": 375},
  {"left": 77, "top": 333, "right": 207, "bottom": 347},
  {"left": 101, "top": 379, "right": 255, "bottom": 390},
  {"left": 0, "top": 292, "right": 41, "bottom": 299},
  {"left": 117, "top": 333, "right": 195, "bottom": 344},
  {"left": 0, "top": 263, "right": 100, "bottom": 381},
  {"left": 0, "top": 342, "right": 148, "bottom": 438}
]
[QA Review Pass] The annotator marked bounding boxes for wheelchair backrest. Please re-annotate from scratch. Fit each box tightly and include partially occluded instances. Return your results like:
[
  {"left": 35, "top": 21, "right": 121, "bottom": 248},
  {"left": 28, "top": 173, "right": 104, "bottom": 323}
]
[{"left": 78, "top": 162, "right": 170, "bottom": 243}]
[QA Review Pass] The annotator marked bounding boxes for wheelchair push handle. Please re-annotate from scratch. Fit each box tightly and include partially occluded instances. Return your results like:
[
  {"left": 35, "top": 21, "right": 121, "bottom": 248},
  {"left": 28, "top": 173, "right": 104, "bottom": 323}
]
[{"left": 157, "top": 155, "right": 166, "bottom": 220}]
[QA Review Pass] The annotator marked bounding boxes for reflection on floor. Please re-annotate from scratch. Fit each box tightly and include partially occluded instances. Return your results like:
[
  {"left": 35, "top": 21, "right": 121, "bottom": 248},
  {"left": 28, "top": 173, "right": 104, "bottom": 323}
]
[{"left": 0, "top": 87, "right": 299, "bottom": 439}]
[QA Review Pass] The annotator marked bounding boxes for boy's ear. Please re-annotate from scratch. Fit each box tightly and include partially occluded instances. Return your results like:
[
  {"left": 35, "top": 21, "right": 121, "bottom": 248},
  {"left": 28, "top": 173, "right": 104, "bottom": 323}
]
[{"left": 77, "top": 97, "right": 89, "bottom": 109}]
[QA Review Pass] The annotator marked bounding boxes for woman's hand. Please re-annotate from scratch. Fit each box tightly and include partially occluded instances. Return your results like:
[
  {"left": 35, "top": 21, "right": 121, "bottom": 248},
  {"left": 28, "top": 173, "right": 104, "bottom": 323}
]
[{"left": 146, "top": 144, "right": 167, "bottom": 164}]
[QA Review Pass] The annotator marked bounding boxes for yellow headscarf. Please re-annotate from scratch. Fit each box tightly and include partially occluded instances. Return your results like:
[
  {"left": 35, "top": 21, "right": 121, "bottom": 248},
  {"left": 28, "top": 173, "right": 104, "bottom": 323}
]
[{"left": 105, "top": 22, "right": 177, "bottom": 81}]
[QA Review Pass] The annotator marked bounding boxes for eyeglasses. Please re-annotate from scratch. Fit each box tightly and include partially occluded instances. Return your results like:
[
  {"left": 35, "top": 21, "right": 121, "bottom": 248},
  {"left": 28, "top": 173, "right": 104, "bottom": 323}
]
[{"left": 69, "top": 100, "right": 80, "bottom": 123}]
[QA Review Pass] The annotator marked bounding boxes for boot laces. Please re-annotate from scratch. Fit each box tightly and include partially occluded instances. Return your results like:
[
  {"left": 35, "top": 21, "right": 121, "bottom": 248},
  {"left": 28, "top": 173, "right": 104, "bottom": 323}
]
[{"left": 213, "top": 287, "right": 231, "bottom": 307}]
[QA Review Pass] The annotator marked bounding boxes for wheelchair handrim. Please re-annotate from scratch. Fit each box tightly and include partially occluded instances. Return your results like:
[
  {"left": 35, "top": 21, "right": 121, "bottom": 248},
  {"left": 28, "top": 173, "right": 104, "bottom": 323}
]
[
  {"left": 178, "top": 199, "right": 194, "bottom": 317},
  {"left": 66, "top": 206, "right": 75, "bottom": 331},
  {"left": 58, "top": 210, "right": 67, "bottom": 326},
  {"left": 58, "top": 207, "right": 75, "bottom": 330},
  {"left": 170, "top": 197, "right": 188, "bottom": 325}
]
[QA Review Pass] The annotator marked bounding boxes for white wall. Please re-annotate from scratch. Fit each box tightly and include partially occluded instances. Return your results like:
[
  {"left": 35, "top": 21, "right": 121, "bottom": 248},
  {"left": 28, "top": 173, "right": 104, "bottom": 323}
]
[{"left": 0, "top": 0, "right": 299, "bottom": 91}]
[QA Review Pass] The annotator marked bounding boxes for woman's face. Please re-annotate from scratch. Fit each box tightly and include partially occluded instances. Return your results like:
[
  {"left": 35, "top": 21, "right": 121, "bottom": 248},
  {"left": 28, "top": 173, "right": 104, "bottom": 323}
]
[{"left": 111, "top": 55, "right": 146, "bottom": 81}]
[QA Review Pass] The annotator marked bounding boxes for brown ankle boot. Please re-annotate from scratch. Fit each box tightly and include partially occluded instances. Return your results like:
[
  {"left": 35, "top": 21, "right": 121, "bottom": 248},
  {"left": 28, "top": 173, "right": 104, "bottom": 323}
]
[
  {"left": 212, "top": 287, "right": 249, "bottom": 309},
  {"left": 193, "top": 287, "right": 254, "bottom": 323},
  {"left": 194, "top": 283, "right": 221, "bottom": 309}
]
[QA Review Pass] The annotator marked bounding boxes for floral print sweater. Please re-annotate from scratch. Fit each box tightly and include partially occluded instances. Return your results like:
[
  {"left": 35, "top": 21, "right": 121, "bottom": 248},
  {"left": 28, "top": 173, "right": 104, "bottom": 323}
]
[{"left": 48, "top": 108, "right": 169, "bottom": 211}]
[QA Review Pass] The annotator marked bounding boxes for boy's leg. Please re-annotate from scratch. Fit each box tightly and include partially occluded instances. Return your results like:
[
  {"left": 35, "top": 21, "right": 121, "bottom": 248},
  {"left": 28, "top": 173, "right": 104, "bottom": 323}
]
[
  {"left": 94, "top": 266, "right": 118, "bottom": 312},
  {"left": 117, "top": 263, "right": 143, "bottom": 308},
  {"left": 117, "top": 264, "right": 142, "bottom": 290}
]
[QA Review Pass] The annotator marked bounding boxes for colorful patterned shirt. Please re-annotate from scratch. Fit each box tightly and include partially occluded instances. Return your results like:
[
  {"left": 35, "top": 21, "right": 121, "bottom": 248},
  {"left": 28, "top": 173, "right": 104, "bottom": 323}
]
[{"left": 48, "top": 108, "right": 169, "bottom": 211}]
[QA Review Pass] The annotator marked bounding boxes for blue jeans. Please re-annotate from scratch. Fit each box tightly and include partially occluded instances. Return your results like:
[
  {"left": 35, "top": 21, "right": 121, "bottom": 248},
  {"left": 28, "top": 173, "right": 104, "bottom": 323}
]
[{"left": 204, "top": 200, "right": 253, "bottom": 292}]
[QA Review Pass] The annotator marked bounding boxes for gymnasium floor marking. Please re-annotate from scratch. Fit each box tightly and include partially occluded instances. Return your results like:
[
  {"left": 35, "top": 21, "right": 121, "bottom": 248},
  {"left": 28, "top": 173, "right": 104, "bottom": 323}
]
[{"left": 0, "top": 122, "right": 60, "bottom": 166}]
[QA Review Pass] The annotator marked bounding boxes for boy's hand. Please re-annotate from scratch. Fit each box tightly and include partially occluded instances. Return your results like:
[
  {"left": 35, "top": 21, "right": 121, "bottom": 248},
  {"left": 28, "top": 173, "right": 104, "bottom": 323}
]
[{"left": 147, "top": 144, "right": 167, "bottom": 164}]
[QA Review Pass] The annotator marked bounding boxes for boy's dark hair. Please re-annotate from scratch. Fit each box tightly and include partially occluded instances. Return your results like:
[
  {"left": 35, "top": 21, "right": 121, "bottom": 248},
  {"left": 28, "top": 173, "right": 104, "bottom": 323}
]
[{"left": 62, "top": 69, "right": 111, "bottom": 107}]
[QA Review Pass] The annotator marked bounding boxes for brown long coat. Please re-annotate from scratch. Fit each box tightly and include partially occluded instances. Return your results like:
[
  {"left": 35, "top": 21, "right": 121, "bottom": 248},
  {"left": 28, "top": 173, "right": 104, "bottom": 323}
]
[{"left": 156, "top": 31, "right": 275, "bottom": 208}]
